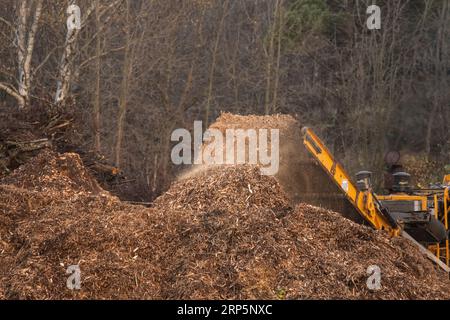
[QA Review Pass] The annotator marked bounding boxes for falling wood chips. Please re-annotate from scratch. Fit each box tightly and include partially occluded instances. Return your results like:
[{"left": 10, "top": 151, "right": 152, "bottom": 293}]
[{"left": 1, "top": 146, "right": 450, "bottom": 299}]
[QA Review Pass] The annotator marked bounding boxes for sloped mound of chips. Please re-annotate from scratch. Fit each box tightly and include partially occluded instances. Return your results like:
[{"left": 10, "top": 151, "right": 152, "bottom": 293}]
[{"left": 1, "top": 130, "right": 449, "bottom": 299}]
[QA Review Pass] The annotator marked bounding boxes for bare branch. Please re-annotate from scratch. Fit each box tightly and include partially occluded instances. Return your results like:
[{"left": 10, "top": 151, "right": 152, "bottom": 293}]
[
  {"left": 0, "top": 82, "right": 24, "bottom": 106},
  {"left": 33, "top": 45, "right": 62, "bottom": 75},
  {"left": 79, "top": 46, "right": 126, "bottom": 69},
  {"left": 23, "top": 0, "right": 43, "bottom": 82},
  {"left": 0, "top": 17, "right": 14, "bottom": 30}
]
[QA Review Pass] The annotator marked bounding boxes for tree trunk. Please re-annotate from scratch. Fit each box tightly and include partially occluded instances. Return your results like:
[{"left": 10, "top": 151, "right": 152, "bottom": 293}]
[
  {"left": 17, "top": 0, "right": 28, "bottom": 108},
  {"left": 93, "top": 0, "right": 102, "bottom": 153},
  {"left": 204, "top": 0, "right": 228, "bottom": 127},
  {"left": 264, "top": 0, "right": 280, "bottom": 115},
  {"left": 13, "top": 0, "right": 43, "bottom": 109},
  {"left": 55, "top": 2, "right": 96, "bottom": 106},
  {"left": 114, "top": 0, "right": 131, "bottom": 167},
  {"left": 272, "top": 0, "right": 283, "bottom": 114}
]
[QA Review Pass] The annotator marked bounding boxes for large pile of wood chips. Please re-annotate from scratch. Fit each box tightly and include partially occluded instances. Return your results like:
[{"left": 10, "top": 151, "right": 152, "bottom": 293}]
[{"left": 1, "top": 117, "right": 450, "bottom": 299}]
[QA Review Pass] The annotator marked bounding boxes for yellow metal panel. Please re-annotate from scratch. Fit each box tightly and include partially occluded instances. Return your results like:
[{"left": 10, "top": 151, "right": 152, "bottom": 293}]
[
  {"left": 444, "top": 174, "right": 450, "bottom": 185},
  {"left": 377, "top": 194, "right": 427, "bottom": 211}
]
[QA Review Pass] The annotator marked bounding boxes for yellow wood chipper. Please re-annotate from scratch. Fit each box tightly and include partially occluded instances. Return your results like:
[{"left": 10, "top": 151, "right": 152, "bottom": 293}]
[{"left": 301, "top": 127, "right": 450, "bottom": 272}]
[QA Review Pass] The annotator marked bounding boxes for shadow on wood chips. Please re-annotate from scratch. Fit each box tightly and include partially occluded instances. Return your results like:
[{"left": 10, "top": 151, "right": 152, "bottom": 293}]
[{"left": 1, "top": 120, "right": 450, "bottom": 299}]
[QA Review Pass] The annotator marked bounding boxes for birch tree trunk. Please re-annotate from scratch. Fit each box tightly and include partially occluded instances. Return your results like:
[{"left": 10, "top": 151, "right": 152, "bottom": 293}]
[
  {"left": 0, "top": 0, "right": 42, "bottom": 109},
  {"left": 55, "top": 4, "right": 82, "bottom": 105},
  {"left": 17, "top": 0, "right": 28, "bottom": 108},
  {"left": 55, "top": 2, "right": 97, "bottom": 106},
  {"left": 22, "top": 0, "right": 43, "bottom": 107}
]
